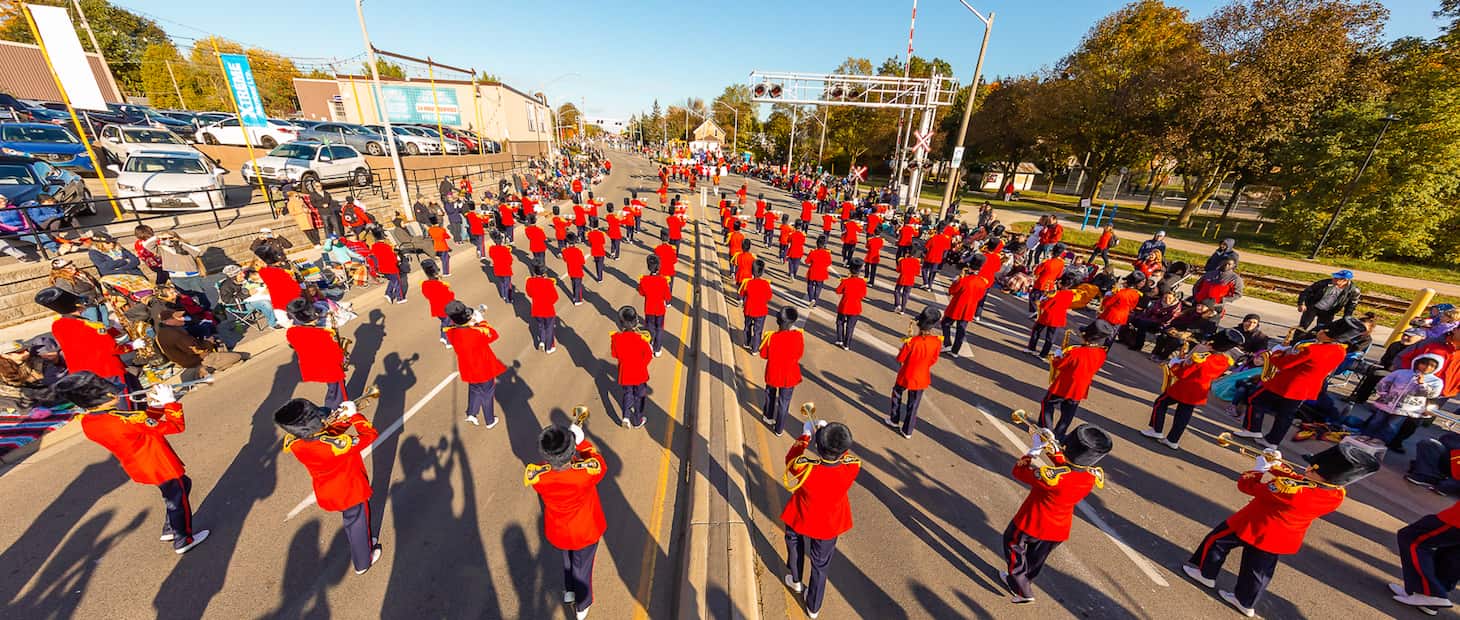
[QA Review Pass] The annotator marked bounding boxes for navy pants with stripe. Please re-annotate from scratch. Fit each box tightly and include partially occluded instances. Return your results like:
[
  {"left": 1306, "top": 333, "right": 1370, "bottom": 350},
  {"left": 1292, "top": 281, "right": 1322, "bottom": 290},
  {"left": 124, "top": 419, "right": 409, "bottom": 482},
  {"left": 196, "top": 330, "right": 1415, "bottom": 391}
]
[
  {"left": 159, "top": 475, "right": 196, "bottom": 549},
  {"left": 764, "top": 385, "right": 795, "bottom": 435},
  {"left": 645, "top": 314, "right": 665, "bottom": 353},
  {"left": 1150, "top": 394, "right": 1198, "bottom": 443},
  {"left": 562, "top": 541, "right": 598, "bottom": 613},
  {"left": 466, "top": 379, "right": 496, "bottom": 424},
  {"left": 785, "top": 530, "right": 839, "bottom": 615},
  {"left": 1245, "top": 388, "right": 1302, "bottom": 445},
  {"left": 1189, "top": 521, "right": 1280, "bottom": 609},
  {"left": 1038, "top": 393, "right": 1081, "bottom": 441},
  {"left": 834, "top": 314, "right": 859, "bottom": 345},
  {"left": 1002, "top": 523, "right": 1060, "bottom": 599},
  {"left": 745, "top": 314, "right": 765, "bottom": 348},
  {"left": 621, "top": 383, "right": 647, "bottom": 426},
  {"left": 342, "top": 500, "right": 376, "bottom": 572},
  {"left": 324, "top": 380, "right": 347, "bottom": 410},
  {"left": 1398, "top": 514, "right": 1460, "bottom": 597},
  {"left": 889, "top": 386, "right": 924, "bottom": 436}
]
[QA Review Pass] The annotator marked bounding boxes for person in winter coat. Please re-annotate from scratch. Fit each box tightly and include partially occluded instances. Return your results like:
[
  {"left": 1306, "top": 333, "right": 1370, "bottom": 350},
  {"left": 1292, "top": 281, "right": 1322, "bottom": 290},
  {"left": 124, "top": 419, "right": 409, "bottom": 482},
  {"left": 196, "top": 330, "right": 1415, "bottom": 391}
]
[
  {"left": 1204, "top": 238, "right": 1239, "bottom": 274},
  {"left": 1356, "top": 354, "right": 1444, "bottom": 443},
  {"left": 1297, "top": 270, "right": 1361, "bottom": 330},
  {"left": 1191, "top": 259, "right": 1244, "bottom": 308}
]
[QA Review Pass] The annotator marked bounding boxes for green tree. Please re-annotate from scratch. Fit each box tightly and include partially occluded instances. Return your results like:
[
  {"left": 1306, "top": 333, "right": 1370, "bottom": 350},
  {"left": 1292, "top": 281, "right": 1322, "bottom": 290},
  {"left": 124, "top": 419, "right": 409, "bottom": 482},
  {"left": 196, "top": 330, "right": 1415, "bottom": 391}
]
[
  {"left": 180, "top": 37, "right": 301, "bottom": 115},
  {"left": 362, "top": 59, "right": 405, "bottom": 79},
  {"left": 963, "top": 76, "right": 1045, "bottom": 182},
  {"left": 0, "top": 0, "right": 170, "bottom": 97}
]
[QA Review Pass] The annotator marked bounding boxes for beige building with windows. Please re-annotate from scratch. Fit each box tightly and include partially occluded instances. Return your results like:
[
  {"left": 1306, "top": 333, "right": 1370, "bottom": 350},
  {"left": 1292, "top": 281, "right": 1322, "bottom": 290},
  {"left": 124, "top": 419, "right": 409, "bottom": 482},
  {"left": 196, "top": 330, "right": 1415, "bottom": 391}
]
[{"left": 293, "top": 76, "right": 555, "bottom": 156}]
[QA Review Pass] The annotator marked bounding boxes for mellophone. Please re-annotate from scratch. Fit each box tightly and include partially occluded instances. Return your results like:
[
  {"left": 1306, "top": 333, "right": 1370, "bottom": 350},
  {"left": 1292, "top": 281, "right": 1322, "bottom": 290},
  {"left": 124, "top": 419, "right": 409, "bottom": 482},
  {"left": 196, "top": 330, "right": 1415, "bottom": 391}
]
[
  {"left": 1010, "top": 409, "right": 1062, "bottom": 462},
  {"left": 1009, "top": 409, "right": 1103, "bottom": 488}
]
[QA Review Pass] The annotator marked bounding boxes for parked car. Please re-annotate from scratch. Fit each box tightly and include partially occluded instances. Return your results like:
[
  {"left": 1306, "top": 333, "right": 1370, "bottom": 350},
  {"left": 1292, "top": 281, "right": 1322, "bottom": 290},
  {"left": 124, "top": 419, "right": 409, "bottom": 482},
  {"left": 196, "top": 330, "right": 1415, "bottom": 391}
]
[
  {"left": 0, "top": 122, "right": 95, "bottom": 175},
  {"left": 241, "top": 142, "right": 371, "bottom": 189},
  {"left": 0, "top": 154, "right": 93, "bottom": 216},
  {"left": 96, "top": 124, "right": 198, "bottom": 164},
  {"left": 157, "top": 110, "right": 205, "bottom": 129},
  {"left": 363, "top": 124, "right": 440, "bottom": 155},
  {"left": 101, "top": 103, "right": 194, "bottom": 133},
  {"left": 0, "top": 93, "right": 35, "bottom": 122},
  {"left": 275, "top": 118, "right": 322, "bottom": 131},
  {"left": 110, "top": 150, "right": 228, "bottom": 213},
  {"left": 193, "top": 112, "right": 232, "bottom": 124},
  {"left": 400, "top": 125, "right": 468, "bottom": 154},
  {"left": 16, "top": 100, "right": 71, "bottom": 125},
  {"left": 297, "top": 122, "right": 393, "bottom": 156},
  {"left": 195, "top": 118, "right": 299, "bottom": 148}
]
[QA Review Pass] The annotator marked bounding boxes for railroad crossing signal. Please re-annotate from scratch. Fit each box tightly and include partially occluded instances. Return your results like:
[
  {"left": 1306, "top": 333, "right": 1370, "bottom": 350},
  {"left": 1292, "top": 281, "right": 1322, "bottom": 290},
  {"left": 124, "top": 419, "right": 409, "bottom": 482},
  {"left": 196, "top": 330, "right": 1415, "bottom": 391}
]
[
  {"left": 911, "top": 130, "right": 932, "bottom": 155},
  {"left": 850, "top": 165, "right": 867, "bottom": 181}
]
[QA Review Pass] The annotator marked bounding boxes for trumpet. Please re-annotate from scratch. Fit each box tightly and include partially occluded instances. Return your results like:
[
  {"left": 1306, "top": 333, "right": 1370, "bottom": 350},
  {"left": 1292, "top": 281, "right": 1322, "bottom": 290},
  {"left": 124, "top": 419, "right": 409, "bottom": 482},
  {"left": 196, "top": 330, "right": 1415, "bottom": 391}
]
[
  {"left": 327, "top": 313, "right": 354, "bottom": 370},
  {"left": 800, "top": 402, "right": 816, "bottom": 419},
  {"left": 1010, "top": 409, "right": 1062, "bottom": 458},
  {"left": 572, "top": 405, "right": 591, "bottom": 426},
  {"left": 126, "top": 377, "right": 216, "bottom": 402},
  {"left": 322, "top": 385, "right": 381, "bottom": 431},
  {"left": 1213, "top": 432, "right": 1299, "bottom": 469}
]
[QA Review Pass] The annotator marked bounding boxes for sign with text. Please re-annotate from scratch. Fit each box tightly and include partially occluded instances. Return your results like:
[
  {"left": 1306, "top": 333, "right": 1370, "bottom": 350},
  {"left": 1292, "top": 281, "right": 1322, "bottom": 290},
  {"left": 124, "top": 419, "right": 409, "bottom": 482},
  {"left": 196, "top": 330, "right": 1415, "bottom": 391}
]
[
  {"left": 26, "top": 4, "right": 107, "bottom": 110},
  {"left": 380, "top": 84, "right": 461, "bottom": 126},
  {"left": 218, "top": 53, "right": 267, "bottom": 128}
]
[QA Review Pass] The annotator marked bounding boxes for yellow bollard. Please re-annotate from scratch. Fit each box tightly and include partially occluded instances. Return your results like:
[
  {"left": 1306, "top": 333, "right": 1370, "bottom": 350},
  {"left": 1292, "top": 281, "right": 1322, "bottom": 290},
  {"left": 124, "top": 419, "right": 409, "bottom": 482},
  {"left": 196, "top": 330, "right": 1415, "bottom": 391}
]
[{"left": 1387, "top": 287, "right": 1436, "bottom": 346}]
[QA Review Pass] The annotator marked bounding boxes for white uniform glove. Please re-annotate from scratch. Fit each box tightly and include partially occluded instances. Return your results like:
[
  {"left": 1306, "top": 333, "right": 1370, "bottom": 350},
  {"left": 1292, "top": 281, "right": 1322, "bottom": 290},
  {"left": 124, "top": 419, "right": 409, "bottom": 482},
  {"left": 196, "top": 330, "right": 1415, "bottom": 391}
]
[
  {"left": 336, "top": 400, "right": 358, "bottom": 418},
  {"left": 1254, "top": 451, "right": 1281, "bottom": 473},
  {"left": 1027, "top": 432, "right": 1047, "bottom": 458},
  {"left": 471, "top": 309, "right": 486, "bottom": 324},
  {"left": 147, "top": 383, "right": 176, "bottom": 407},
  {"left": 130, "top": 338, "right": 148, "bottom": 350},
  {"left": 570, "top": 424, "right": 585, "bottom": 445}
]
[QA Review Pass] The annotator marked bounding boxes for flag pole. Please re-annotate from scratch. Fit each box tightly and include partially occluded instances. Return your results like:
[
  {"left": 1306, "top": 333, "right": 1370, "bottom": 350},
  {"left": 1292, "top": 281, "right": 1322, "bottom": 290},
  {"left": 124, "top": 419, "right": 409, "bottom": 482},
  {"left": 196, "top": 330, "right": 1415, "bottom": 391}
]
[{"left": 210, "top": 39, "right": 272, "bottom": 203}]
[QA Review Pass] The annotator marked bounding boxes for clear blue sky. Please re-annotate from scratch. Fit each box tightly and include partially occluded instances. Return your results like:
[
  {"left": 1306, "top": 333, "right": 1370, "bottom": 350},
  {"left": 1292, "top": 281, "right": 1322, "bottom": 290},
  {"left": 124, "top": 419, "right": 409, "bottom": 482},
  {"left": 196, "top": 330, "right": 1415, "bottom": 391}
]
[{"left": 123, "top": 0, "right": 1447, "bottom": 122}]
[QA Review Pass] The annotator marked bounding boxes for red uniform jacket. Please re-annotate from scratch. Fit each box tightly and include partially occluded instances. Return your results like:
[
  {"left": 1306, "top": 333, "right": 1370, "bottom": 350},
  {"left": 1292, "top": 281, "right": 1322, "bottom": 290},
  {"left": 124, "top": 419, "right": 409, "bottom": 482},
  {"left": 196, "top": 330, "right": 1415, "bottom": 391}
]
[
  {"left": 781, "top": 433, "right": 860, "bottom": 539},
  {"left": 1095, "top": 229, "right": 1114, "bottom": 250},
  {"left": 787, "top": 231, "right": 807, "bottom": 260},
  {"left": 760, "top": 329, "right": 805, "bottom": 388},
  {"left": 421, "top": 280, "right": 454, "bottom": 318},
  {"left": 1262, "top": 342, "right": 1347, "bottom": 401},
  {"left": 655, "top": 244, "right": 678, "bottom": 277},
  {"left": 526, "top": 276, "right": 558, "bottom": 318},
  {"left": 897, "top": 225, "right": 919, "bottom": 247},
  {"left": 466, "top": 211, "right": 490, "bottom": 235},
  {"left": 1225, "top": 469, "right": 1345, "bottom": 554},
  {"left": 734, "top": 251, "right": 755, "bottom": 284},
  {"left": 1192, "top": 278, "right": 1237, "bottom": 305},
  {"left": 638, "top": 274, "right": 671, "bottom": 316},
  {"left": 896, "top": 334, "right": 942, "bottom": 390},
  {"left": 1010, "top": 457, "right": 1098, "bottom": 542},
  {"left": 51, "top": 316, "right": 130, "bottom": 379},
  {"left": 562, "top": 246, "right": 587, "bottom": 279},
  {"left": 527, "top": 438, "right": 607, "bottom": 551},
  {"left": 1099, "top": 288, "right": 1142, "bottom": 326},
  {"left": 842, "top": 220, "right": 861, "bottom": 245},
  {"left": 447, "top": 324, "right": 507, "bottom": 383},
  {"left": 741, "top": 278, "right": 773, "bottom": 318},
  {"left": 799, "top": 200, "right": 815, "bottom": 222},
  {"left": 864, "top": 236, "right": 884, "bottom": 264},
  {"left": 587, "top": 230, "right": 607, "bottom": 258},
  {"left": 945, "top": 274, "right": 990, "bottom": 321},
  {"left": 606, "top": 214, "right": 623, "bottom": 240},
  {"left": 287, "top": 325, "right": 346, "bottom": 383},
  {"left": 728, "top": 231, "right": 746, "bottom": 255},
  {"left": 836, "top": 277, "right": 868, "bottom": 316},
  {"left": 1037, "top": 289, "right": 1075, "bottom": 328},
  {"left": 259, "top": 265, "right": 302, "bottom": 311},
  {"left": 285, "top": 413, "right": 378, "bottom": 512},
  {"left": 896, "top": 257, "right": 921, "bottom": 286},
  {"left": 924, "top": 234, "right": 951, "bottom": 264},
  {"left": 1048, "top": 345, "right": 1107, "bottom": 400},
  {"left": 668, "top": 215, "right": 686, "bottom": 241},
  {"left": 1165, "top": 352, "right": 1233, "bottom": 405},
  {"left": 806, "top": 249, "right": 833, "bottom": 282},
  {"left": 1033, "top": 257, "right": 1065, "bottom": 291},
  {"left": 525, "top": 225, "right": 548, "bottom": 253},
  {"left": 572, "top": 204, "right": 587, "bottom": 227},
  {"left": 497, "top": 203, "right": 516, "bottom": 227},
  {"left": 82, "top": 404, "right": 186, "bottom": 485},
  {"left": 978, "top": 251, "right": 1003, "bottom": 282},
  {"left": 611, "top": 330, "right": 653, "bottom": 386},
  {"left": 867, "top": 213, "right": 882, "bottom": 235},
  {"left": 369, "top": 242, "right": 399, "bottom": 275},
  {"left": 761, "top": 210, "right": 776, "bottom": 232},
  {"left": 550, "top": 216, "right": 570, "bottom": 241},
  {"left": 840, "top": 201, "right": 855, "bottom": 221},
  {"left": 821, "top": 214, "right": 836, "bottom": 233},
  {"left": 489, "top": 244, "right": 514, "bottom": 277}
]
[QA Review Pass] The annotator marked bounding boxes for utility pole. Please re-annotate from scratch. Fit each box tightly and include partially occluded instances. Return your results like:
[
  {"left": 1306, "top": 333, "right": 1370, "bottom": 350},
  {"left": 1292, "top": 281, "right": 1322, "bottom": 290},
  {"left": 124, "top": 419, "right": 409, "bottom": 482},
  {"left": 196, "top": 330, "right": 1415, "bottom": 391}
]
[
  {"left": 356, "top": 0, "right": 412, "bottom": 213},
  {"left": 164, "top": 60, "right": 187, "bottom": 110},
  {"left": 1309, "top": 114, "right": 1398, "bottom": 259},
  {"left": 938, "top": 3, "right": 994, "bottom": 220}
]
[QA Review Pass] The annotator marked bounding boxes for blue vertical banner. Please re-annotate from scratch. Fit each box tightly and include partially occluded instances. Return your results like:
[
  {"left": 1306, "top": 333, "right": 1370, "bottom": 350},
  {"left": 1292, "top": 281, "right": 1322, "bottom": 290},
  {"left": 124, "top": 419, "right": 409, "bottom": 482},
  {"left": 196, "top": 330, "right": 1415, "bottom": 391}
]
[{"left": 218, "top": 53, "right": 267, "bottom": 128}]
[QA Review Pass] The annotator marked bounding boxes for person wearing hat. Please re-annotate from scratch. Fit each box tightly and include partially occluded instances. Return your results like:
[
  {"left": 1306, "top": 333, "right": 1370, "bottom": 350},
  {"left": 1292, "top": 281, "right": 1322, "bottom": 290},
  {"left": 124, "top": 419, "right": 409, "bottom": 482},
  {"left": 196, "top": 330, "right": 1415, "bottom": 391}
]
[
  {"left": 760, "top": 204, "right": 778, "bottom": 250},
  {"left": 549, "top": 205, "right": 572, "bottom": 256},
  {"left": 777, "top": 214, "right": 795, "bottom": 260},
  {"left": 780, "top": 418, "right": 860, "bottom": 618},
  {"left": 833, "top": 258, "right": 869, "bottom": 350},
  {"left": 495, "top": 196, "right": 517, "bottom": 243},
  {"left": 1348, "top": 326, "right": 1428, "bottom": 406},
  {"left": 419, "top": 259, "right": 455, "bottom": 346},
  {"left": 759, "top": 307, "right": 805, "bottom": 435},
  {"left": 1392, "top": 499, "right": 1460, "bottom": 611},
  {"left": 1296, "top": 270, "right": 1361, "bottom": 330},
  {"left": 486, "top": 231, "right": 515, "bottom": 302},
  {"left": 274, "top": 397, "right": 381, "bottom": 574},
  {"left": 622, "top": 197, "right": 641, "bottom": 244},
  {"left": 342, "top": 197, "right": 372, "bottom": 237},
  {"left": 367, "top": 228, "right": 405, "bottom": 304},
  {"left": 47, "top": 256, "right": 110, "bottom": 326},
  {"left": 252, "top": 244, "right": 302, "bottom": 326},
  {"left": 862, "top": 228, "right": 886, "bottom": 287},
  {"left": 154, "top": 303, "right": 242, "bottom": 383},
  {"left": 1192, "top": 258, "right": 1245, "bottom": 309},
  {"left": 1094, "top": 273, "right": 1145, "bottom": 345},
  {"left": 652, "top": 229, "right": 678, "bottom": 297},
  {"left": 999, "top": 424, "right": 1111, "bottom": 604},
  {"left": 585, "top": 219, "right": 608, "bottom": 283},
  {"left": 444, "top": 300, "right": 506, "bottom": 427},
  {"left": 1029, "top": 275, "right": 1078, "bottom": 358},
  {"left": 797, "top": 197, "right": 816, "bottom": 233},
  {"left": 726, "top": 219, "right": 747, "bottom": 261},
  {"left": 1233, "top": 314, "right": 1272, "bottom": 360},
  {"left": 467, "top": 205, "right": 493, "bottom": 259},
  {"left": 785, "top": 225, "right": 808, "bottom": 280},
  {"left": 525, "top": 419, "right": 607, "bottom": 620},
  {"left": 942, "top": 260, "right": 991, "bottom": 357},
  {"left": 0, "top": 338, "right": 61, "bottom": 411},
  {"left": 1136, "top": 230, "right": 1167, "bottom": 263},
  {"left": 887, "top": 307, "right": 943, "bottom": 438},
  {"left": 921, "top": 227, "right": 952, "bottom": 291},
  {"left": 892, "top": 247, "right": 923, "bottom": 314},
  {"left": 1141, "top": 329, "right": 1245, "bottom": 449},
  {"left": 610, "top": 307, "right": 653, "bottom": 428},
  {"left": 1028, "top": 243, "right": 1066, "bottom": 313},
  {"left": 284, "top": 298, "right": 350, "bottom": 408},
  {"left": 83, "top": 232, "right": 146, "bottom": 278},
  {"left": 638, "top": 255, "right": 671, "bottom": 356},
  {"left": 58, "top": 372, "right": 210, "bottom": 554},
  {"left": 1183, "top": 443, "right": 1378, "bottom": 617},
  {"left": 1040, "top": 322, "right": 1112, "bottom": 441},
  {"left": 605, "top": 208, "right": 624, "bottom": 259},
  {"left": 560, "top": 232, "right": 588, "bottom": 306},
  {"left": 1234, "top": 317, "right": 1360, "bottom": 447},
  {"left": 804, "top": 235, "right": 834, "bottom": 309},
  {"left": 733, "top": 239, "right": 758, "bottom": 292},
  {"left": 425, "top": 216, "right": 453, "bottom": 277},
  {"left": 741, "top": 260, "right": 774, "bottom": 349},
  {"left": 839, "top": 216, "right": 861, "bottom": 266},
  {"left": 1394, "top": 324, "right": 1460, "bottom": 406},
  {"left": 35, "top": 287, "right": 145, "bottom": 393},
  {"left": 667, "top": 207, "right": 687, "bottom": 251},
  {"left": 526, "top": 262, "right": 560, "bottom": 353},
  {"left": 248, "top": 227, "right": 294, "bottom": 264},
  {"left": 524, "top": 212, "right": 549, "bottom": 265}
]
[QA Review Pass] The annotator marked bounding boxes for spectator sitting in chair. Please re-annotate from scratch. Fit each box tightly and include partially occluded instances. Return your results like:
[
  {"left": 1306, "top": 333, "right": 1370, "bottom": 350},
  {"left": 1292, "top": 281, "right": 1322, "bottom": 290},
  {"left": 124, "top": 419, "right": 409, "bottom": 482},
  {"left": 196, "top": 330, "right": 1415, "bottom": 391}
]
[
  {"left": 1119, "top": 288, "right": 1183, "bottom": 352},
  {"left": 1351, "top": 353, "right": 1443, "bottom": 446},
  {"left": 1407, "top": 429, "right": 1460, "bottom": 496},
  {"left": 1150, "top": 300, "right": 1221, "bottom": 360},
  {"left": 153, "top": 303, "right": 245, "bottom": 383},
  {"left": 217, "top": 265, "right": 278, "bottom": 329},
  {"left": 147, "top": 284, "right": 216, "bottom": 340},
  {"left": 84, "top": 232, "right": 145, "bottom": 277},
  {"left": 1349, "top": 327, "right": 1428, "bottom": 404},
  {"left": 249, "top": 227, "right": 294, "bottom": 260},
  {"left": 0, "top": 339, "right": 62, "bottom": 412}
]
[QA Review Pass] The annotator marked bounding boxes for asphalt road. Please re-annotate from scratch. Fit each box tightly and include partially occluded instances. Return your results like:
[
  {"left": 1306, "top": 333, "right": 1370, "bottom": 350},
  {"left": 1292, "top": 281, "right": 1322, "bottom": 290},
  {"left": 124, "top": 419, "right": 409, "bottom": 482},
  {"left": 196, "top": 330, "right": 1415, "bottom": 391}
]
[{"left": 0, "top": 151, "right": 692, "bottom": 619}]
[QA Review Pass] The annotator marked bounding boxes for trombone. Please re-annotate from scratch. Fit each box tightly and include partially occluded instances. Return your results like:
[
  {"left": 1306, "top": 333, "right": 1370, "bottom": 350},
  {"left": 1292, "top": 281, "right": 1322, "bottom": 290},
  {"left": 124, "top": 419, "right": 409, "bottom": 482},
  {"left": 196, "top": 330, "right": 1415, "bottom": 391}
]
[
  {"left": 126, "top": 377, "right": 215, "bottom": 402},
  {"left": 1010, "top": 409, "right": 1062, "bottom": 460},
  {"left": 1213, "top": 432, "right": 1300, "bottom": 470}
]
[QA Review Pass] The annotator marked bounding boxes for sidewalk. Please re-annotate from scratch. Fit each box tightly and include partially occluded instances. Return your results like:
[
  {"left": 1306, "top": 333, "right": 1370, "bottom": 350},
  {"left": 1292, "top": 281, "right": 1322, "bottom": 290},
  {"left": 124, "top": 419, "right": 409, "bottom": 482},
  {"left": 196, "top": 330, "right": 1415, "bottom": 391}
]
[{"left": 922, "top": 198, "right": 1459, "bottom": 298}]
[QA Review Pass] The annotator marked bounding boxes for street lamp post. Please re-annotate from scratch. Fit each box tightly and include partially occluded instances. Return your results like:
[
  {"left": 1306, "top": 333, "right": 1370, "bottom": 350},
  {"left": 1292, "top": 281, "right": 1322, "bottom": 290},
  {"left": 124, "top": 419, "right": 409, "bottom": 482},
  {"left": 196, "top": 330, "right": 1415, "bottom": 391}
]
[
  {"left": 355, "top": 0, "right": 412, "bottom": 213},
  {"left": 938, "top": 1, "right": 994, "bottom": 221},
  {"left": 713, "top": 101, "right": 739, "bottom": 155},
  {"left": 1309, "top": 113, "right": 1399, "bottom": 259}
]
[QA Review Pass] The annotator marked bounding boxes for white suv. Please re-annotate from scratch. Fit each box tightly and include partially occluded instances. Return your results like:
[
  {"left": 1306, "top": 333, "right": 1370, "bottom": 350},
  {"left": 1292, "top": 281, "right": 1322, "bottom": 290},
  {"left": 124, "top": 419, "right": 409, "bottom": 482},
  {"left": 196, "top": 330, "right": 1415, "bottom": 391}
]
[{"left": 242, "top": 142, "right": 371, "bottom": 189}]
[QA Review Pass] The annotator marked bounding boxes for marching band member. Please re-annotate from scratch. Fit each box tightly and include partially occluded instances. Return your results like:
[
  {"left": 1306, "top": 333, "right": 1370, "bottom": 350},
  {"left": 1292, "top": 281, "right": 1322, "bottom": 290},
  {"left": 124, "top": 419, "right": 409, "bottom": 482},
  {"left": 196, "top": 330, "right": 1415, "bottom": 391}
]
[
  {"left": 285, "top": 298, "right": 349, "bottom": 408},
  {"left": 526, "top": 418, "right": 607, "bottom": 620},
  {"left": 563, "top": 232, "right": 588, "bottom": 306},
  {"left": 444, "top": 300, "right": 506, "bottom": 427},
  {"left": 941, "top": 259, "right": 990, "bottom": 357},
  {"left": 57, "top": 372, "right": 209, "bottom": 554},
  {"left": 654, "top": 230, "right": 679, "bottom": 297},
  {"left": 781, "top": 419, "right": 860, "bottom": 619},
  {"left": 761, "top": 206, "right": 778, "bottom": 248},
  {"left": 892, "top": 247, "right": 923, "bottom": 314},
  {"left": 974, "top": 240, "right": 1004, "bottom": 322},
  {"left": 605, "top": 209, "right": 623, "bottom": 259},
  {"left": 786, "top": 226, "right": 808, "bottom": 280},
  {"left": 368, "top": 227, "right": 406, "bottom": 304},
  {"left": 497, "top": 198, "right": 517, "bottom": 242},
  {"left": 1142, "top": 328, "right": 1245, "bottom": 450},
  {"left": 1028, "top": 275, "right": 1076, "bottom": 357},
  {"left": 1094, "top": 273, "right": 1144, "bottom": 345},
  {"left": 488, "top": 231, "right": 516, "bottom": 302},
  {"left": 427, "top": 216, "right": 453, "bottom": 276},
  {"left": 733, "top": 242, "right": 757, "bottom": 291},
  {"left": 834, "top": 258, "right": 868, "bottom": 350},
  {"left": 778, "top": 214, "right": 795, "bottom": 260},
  {"left": 1000, "top": 424, "right": 1112, "bottom": 604},
  {"left": 760, "top": 307, "right": 805, "bottom": 436},
  {"left": 610, "top": 306, "right": 654, "bottom": 428},
  {"left": 419, "top": 259, "right": 455, "bottom": 346},
  {"left": 466, "top": 206, "right": 492, "bottom": 258},
  {"left": 668, "top": 208, "right": 687, "bottom": 252},
  {"left": 921, "top": 228, "right": 952, "bottom": 290},
  {"left": 586, "top": 219, "right": 608, "bottom": 283},
  {"left": 274, "top": 397, "right": 382, "bottom": 574},
  {"left": 1183, "top": 444, "right": 1379, "bottom": 617},
  {"left": 896, "top": 219, "right": 920, "bottom": 259},
  {"left": 525, "top": 215, "right": 549, "bottom": 265},
  {"left": 1040, "top": 322, "right": 1111, "bottom": 441},
  {"left": 526, "top": 262, "right": 559, "bottom": 354},
  {"left": 798, "top": 198, "right": 815, "bottom": 232},
  {"left": 727, "top": 220, "right": 747, "bottom": 259},
  {"left": 805, "top": 235, "right": 834, "bottom": 309},
  {"left": 551, "top": 205, "right": 572, "bottom": 255},
  {"left": 1392, "top": 500, "right": 1460, "bottom": 612},
  {"left": 34, "top": 287, "right": 145, "bottom": 394},
  {"left": 1028, "top": 244, "right": 1066, "bottom": 313},
  {"left": 1234, "top": 318, "right": 1361, "bottom": 448},
  {"left": 887, "top": 307, "right": 943, "bottom": 438},
  {"left": 638, "top": 255, "right": 671, "bottom": 357},
  {"left": 741, "top": 260, "right": 774, "bottom": 349}
]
